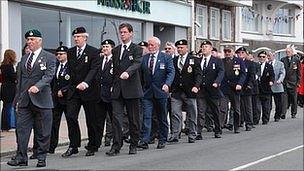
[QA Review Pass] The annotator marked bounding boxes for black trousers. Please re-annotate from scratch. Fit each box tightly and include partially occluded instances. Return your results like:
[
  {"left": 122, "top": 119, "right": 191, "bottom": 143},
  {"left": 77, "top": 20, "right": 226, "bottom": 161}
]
[
  {"left": 66, "top": 98, "right": 100, "bottom": 151},
  {"left": 259, "top": 94, "right": 272, "bottom": 123},
  {"left": 49, "top": 103, "right": 67, "bottom": 151},
  {"left": 95, "top": 100, "right": 112, "bottom": 144},
  {"left": 111, "top": 96, "right": 141, "bottom": 151},
  {"left": 273, "top": 93, "right": 283, "bottom": 120},
  {"left": 282, "top": 88, "right": 298, "bottom": 116},
  {"left": 252, "top": 94, "right": 261, "bottom": 124},
  {"left": 221, "top": 93, "right": 241, "bottom": 131},
  {"left": 16, "top": 101, "right": 52, "bottom": 161},
  {"left": 240, "top": 95, "right": 253, "bottom": 126}
]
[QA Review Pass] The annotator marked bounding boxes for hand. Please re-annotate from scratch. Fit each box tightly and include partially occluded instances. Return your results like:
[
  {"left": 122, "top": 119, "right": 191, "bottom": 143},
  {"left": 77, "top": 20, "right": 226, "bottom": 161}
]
[
  {"left": 57, "top": 90, "right": 63, "bottom": 97},
  {"left": 28, "top": 86, "right": 39, "bottom": 94},
  {"left": 212, "top": 83, "right": 218, "bottom": 88},
  {"left": 162, "top": 84, "right": 169, "bottom": 93},
  {"left": 120, "top": 72, "right": 129, "bottom": 80},
  {"left": 269, "top": 81, "right": 273, "bottom": 86},
  {"left": 276, "top": 80, "right": 282, "bottom": 84},
  {"left": 191, "top": 87, "right": 199, "bottom": 93},
  {"left": 76, "top": 82, "right": 87, "bottom": 91},
  {"left": 236, "top": 84, "right": 242, "bottom": 91}
]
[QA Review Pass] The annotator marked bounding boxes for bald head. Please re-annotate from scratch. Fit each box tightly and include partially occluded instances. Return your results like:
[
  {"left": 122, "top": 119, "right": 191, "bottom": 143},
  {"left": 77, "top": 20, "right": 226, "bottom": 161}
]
[{"left": 148, "top": 36, "right": 161, "bottom": 54}]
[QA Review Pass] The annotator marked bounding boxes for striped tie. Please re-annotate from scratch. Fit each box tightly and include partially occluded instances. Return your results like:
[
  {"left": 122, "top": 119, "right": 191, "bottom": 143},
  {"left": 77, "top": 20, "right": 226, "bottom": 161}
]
[{"left": 26, "top": 52, "right": 34, "bottom": 73}]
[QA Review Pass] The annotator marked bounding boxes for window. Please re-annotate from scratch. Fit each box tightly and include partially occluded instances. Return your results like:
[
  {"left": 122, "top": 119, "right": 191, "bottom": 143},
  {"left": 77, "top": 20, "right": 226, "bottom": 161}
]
[
  {"left": 222, "top": 10, "right": 231, "bottom": 41},
  {"left": 210, "top": 7, "right": 220, "bottom": 40},
  {"left": 241, "top": 4, "right": 260, "bottom": 32},
  {"left": 273, "top": 8, "right": 294, "bottom": 35},
  {"left": 196, "top": 5, "right": 207, "bottom": 38}
]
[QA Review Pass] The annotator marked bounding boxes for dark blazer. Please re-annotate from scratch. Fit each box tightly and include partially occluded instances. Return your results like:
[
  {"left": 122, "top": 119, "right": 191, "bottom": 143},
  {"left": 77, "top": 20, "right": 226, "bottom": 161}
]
[
  {"left": 14, "top": 49, "right": 56, "bottom": 108},
  {"left": 67, "top": 44, "right": 101, "bottom": 101},
  {"left": 221, "top": 56, "right": 247, "bottom": 95},
  {"left": 259, "top": 62, "right": 275, "bottom": 94},
  {"left": 171, "top": 54, "right": 202, "bottom": 98},
  {"left": 111, "top": 43, "right": 143, "bottom": 99},
  {"left": 0, "top": 64, "right": 17, "bottom": 102},
  {"left": 52, "top": 62, "right": 70, "bottom": 106},
  {"left": 96, "top": 55, "right": 114, "bottom": 103},
  {"left": 141, "top": 52, "right": 175, "bottom": 99},
  {"left": 197, "top": 56, "right": 224, "bottom": 99},
  {"left": 280, "top": 55, "right": 301, "bottom": 89},
  {"left": 241, "top": 59, "right": 255, "bottom": 96},
  {"left": 252, "top": 61, "right": 260, "bottom": 95}
]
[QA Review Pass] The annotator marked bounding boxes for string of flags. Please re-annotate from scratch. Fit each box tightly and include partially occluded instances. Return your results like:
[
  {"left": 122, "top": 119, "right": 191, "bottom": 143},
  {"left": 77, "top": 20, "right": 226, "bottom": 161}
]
[{"left": 241, "top": 6, "right": 302, "bottom": 23}]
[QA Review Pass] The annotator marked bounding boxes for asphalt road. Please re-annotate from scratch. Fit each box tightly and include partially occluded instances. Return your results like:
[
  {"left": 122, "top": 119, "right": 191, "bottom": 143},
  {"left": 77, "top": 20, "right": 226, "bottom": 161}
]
[{"left": 1, "top": 108, "right": 303, "bottom": 170}]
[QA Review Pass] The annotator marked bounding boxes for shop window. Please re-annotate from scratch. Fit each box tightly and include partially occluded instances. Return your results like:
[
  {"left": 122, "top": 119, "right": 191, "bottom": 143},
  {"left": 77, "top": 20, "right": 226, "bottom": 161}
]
[
  {"left": 273, "top": 8, "right": 294, "bottom": 35},
  {"left": 196, "top": 5, "right": 207, "bottom": 39},
  {"left": 210, "top": 7, "right": 220, "bottom": 40},
  {"left": 222, "top": 10, "right": 231, "bottom": 41},
  {"left": 241, "top": 4, "right": 260, "bottom": 33}
]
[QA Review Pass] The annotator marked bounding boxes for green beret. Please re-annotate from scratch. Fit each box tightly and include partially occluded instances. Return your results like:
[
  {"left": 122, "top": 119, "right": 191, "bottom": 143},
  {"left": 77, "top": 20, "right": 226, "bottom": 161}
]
[
  {"left": 25, "top": 29, "right": 42, "bottom": 38},
  {"left": 101, "top": 39, "right": 115, "bottom": 47},
  {"left": 175, "top": 39, "right": 188, "bottom": 46},
  {"left": 258, "top": 51, "right": 267, "bottom": 57},
  {"left": 56, "top": 46, "right": 68, "bottom": 53}
]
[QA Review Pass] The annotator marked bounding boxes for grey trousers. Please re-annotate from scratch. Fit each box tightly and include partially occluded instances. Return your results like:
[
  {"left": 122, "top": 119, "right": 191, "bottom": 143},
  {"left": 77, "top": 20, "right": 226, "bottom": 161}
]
[{"left": 171, "top": 93, "right": 197, "bottom": 139}]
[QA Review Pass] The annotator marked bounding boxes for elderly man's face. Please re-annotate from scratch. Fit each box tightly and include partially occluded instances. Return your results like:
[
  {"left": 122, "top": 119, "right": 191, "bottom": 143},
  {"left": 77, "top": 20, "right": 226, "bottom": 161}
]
[
  {"left": 286, "top": 48, "right": 293, "bottom": 57},
  {"left": 177, "top": 45, "right": 188, "bottom": 56},
  {"left": 148, "top": 38, "right": 160, "bottom": 54},
  {"left": 73, "top": 34, "right": 86, "bottom": 47},
  {"left": 26, "top": 37, "right": 42, "bottom": 52},
  {"left": 201, "top": 44, "right": 212, "bottom": 56},
  {"left": 102, "top": 44, "right": 113, "bottom": 56},
  {"left": 56, "top": 52, "right": 67, "bottom": 63}
]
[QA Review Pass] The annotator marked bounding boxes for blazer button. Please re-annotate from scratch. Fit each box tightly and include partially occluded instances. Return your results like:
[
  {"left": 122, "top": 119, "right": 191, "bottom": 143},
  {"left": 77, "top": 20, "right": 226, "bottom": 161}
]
[
  {"left": 179, "top": 83, "right": 182, "bottom": 86},
  {"left": 203, "top": 83, "right": 206, "bottom": 85}
]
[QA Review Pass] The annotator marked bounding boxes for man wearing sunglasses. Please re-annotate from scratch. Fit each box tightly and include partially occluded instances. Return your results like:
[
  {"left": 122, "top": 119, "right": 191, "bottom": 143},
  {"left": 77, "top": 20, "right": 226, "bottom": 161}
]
[{"left": 257, "top": 51, "right": 274, "bottom": 125}]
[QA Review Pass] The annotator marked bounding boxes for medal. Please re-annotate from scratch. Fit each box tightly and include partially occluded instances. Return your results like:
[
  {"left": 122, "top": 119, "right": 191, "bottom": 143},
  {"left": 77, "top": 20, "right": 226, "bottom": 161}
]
[
  {"left": 212, "top": 63, "right": 216, "bottom": 69},
  {"left": 65, "top": 74, "right": 70, "bottom": 80},
  {"left": 235, "top": 69, "right": 239, "bottom": 76},
  {"left": 129, "top": 56, "right": 133, "bottom": 60},
  {"left": 110, "top": 68, "right": 113, "bottom": 74},
  {"left": 189, "top": 59, "right": 194, "bottom": 65},
  {"left": 85, "top": 56, "right": 88, "bottom": 63},
  {"left": 187, "top": 66, "right": 192, "bottom": 73}
]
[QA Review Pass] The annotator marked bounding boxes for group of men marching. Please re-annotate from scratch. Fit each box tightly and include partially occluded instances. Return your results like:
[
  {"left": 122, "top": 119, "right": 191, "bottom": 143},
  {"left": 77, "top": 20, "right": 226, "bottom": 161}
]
[{"left": 7, "top": 22, "right": 301, "bottom": 168}]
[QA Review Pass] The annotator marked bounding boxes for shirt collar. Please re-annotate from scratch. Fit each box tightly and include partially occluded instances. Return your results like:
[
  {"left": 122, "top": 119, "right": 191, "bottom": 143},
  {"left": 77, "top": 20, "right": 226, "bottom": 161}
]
[
  {"left": 203, "top": 54, "right": 211, "bottom": 59},
  {"left": 77, "top": 43, "right": 86, "bottom": 51},
  {"left": 32, "top": 47, "right": 42, "bottom": 57},
  {"left": 151, "top": 51, "right": 159, "bottom": 58},
  {"left": 60, "top": 61, "right": 67, "bottom": 66},
  {"left": 105, "top": 54, "right": 113, "bottom": 60},
  {"left": 122, "top": 41, "right": 132, "bottom": 49}
]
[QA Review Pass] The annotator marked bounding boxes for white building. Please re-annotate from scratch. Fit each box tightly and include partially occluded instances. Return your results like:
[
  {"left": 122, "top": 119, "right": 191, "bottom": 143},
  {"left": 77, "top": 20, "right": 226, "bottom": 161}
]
[{"left": 0, "top": 0, "right": 191, "bottom": 60}]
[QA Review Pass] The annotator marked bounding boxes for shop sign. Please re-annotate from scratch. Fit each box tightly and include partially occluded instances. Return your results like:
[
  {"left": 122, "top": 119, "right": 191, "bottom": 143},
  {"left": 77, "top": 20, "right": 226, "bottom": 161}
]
[{"left": 97, "top": 0, "right": 151, "bottom": 14}]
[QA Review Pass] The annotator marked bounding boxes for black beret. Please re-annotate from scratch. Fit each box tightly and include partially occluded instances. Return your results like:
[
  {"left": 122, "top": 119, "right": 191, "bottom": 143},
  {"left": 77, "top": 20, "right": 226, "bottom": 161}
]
[
  {"left": 258, "top": 51, "right": 267, "bottom": 57},
  {"left": 56, "top": 46, "right": 68, "bottom": 53},
  {"left": 101, "top": 39, "right": 115, "bottom": 47},
  {"left": 175, "top": 39, "right": 188, "bottom": 46},
  {"left": 25, "top": 29, "right": 42, "bottom": 38},
  {"left": 212, "top": 47, "right": 218, "bottom": 52},
  {"left": 138, "top": 41, "right": 148, "bottom": 47},
  {"left": 201, "top": 40, "right": 212, "bottom": 47},
  {"left": 235, "top": 47, "right": 247, "bottom": 53},
  {"left": 72, "top": 27, "right": 86, "bottom": 35}
]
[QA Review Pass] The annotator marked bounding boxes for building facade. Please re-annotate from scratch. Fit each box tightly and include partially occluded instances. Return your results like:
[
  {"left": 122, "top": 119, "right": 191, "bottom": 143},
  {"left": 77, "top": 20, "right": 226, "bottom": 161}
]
[{"left": 0, "top": 0, "right": 191, "bottom": 60}]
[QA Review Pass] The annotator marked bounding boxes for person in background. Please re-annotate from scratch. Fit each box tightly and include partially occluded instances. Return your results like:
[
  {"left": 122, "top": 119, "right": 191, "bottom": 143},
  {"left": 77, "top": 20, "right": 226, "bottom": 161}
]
[
  {"left": 138, "top": 41, "right": 149, "bottom": 55},
  {"left": 0, "top": 49, "right": 17, "bottom": 131},
  {"left": 164, "top": 42, "right": 177, "bottom": 58},
  {"left": 297, "top": 55, "right": 304, "bottom": 107},
  {"left": 22, "top": 45, "right": 31, "bottom": 56}
]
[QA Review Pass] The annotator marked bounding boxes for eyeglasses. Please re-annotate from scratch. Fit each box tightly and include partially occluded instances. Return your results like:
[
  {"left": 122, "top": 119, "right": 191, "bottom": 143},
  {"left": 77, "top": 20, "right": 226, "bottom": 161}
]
[{"left": 165, "top": 47, "right": 172, "bottom": 50}]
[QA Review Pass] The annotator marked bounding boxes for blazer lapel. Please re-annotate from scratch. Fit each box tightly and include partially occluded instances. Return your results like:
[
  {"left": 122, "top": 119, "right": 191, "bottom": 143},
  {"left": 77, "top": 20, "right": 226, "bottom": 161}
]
[{"left": 31, "top": 50, "right": 46, "bottom": 73}]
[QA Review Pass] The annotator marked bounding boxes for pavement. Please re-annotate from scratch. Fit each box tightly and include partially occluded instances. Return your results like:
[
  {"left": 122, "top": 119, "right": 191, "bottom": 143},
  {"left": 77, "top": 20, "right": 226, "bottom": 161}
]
[{"left": 0, "top": 107, "right": 303, "bottom": 170}]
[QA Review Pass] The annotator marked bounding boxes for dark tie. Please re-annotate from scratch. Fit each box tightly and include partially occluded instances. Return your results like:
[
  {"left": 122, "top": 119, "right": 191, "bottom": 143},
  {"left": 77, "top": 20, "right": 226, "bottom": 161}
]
[
  {"left": 103, "top": 56, "right": 108, "bottom": 70},
  {"left": 58, "top": 64, "right": 64, "bottom": 78},
  {"left": 120, "top": 45, "right": 127, "bottom": 60},
  {"left": 203, "top": 57, "right": 207, "bottom": 71},
  {"left": 26, "top": 52, "right": 34, "bottom": 74},
  {"left": 288, "top": 57, "right": 291, "bottom": 67},
  {"left": 77, "top": 48, "right": 82, "bottom": 59},
  {"left": 149, "top": 54, "right": 155, "bottom": 73}
]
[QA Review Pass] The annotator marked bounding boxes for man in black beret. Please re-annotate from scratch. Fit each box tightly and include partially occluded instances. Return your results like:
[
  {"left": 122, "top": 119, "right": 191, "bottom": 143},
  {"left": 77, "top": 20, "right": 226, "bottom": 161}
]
[
  {"left": 63, "top": 27, "right": 101, "bottom": 157},
  {"left": 138, "top": 41, "right": 149, "bottom": 55},
  {"left": 8, "top": 29, "right": 56, "bottom": 167},
  {"left": 49, "top": 45, "right": 70, "bottom": 154}
]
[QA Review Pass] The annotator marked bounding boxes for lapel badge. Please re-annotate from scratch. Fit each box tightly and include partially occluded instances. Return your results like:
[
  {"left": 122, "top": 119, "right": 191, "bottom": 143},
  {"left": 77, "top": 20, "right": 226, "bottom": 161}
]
[
  {"left": 212, "top": 63, "right": 216, "bottom": 69},
  {"left": 65, "top": 74, "right": 70, "bottom": 80},
  {"left": 187, "top": 66, "right": 192, "bottom": 73},
  {"left": 189, "top": 59, "right": 194, "bottom": 65},
  {"left": 245, "top": 68, "right": 248, "bottom": 73},
  {"left": 129, "top": 55, "right": 133, "bottom": 60},
  {"left": 110, "top": 68, "right": 113, "bottom": 75},
  {"left": 85, "top": 56, "right": 88, "bottom": 63},
  {"left": 29, "top": 31, "right": 33, "bottom": 36},
  {"left": 38, "top": 59, "right": 42, "bottom": 63}
]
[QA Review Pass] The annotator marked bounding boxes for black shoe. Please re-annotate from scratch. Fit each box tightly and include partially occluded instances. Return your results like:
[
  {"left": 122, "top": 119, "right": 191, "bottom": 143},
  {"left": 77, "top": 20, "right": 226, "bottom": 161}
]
[
  {"left": 48, "top": 149, "right": 55, "bottom": 154},
  {"left": 129, "top": 146, "right": 137, "bottom": 155},
  {"left": 234, "top": 130, "right": 240, "bottom": 134},
  {"left": 105, "top": 149, "right": 120, "bottom": 156},
  {"left": 181, "top": 128, "right": 189, "bottom": 135},
  {"left": 281, "top": 115, "right": 286, "bottom": 119},
  {"left": 214, "top": 134, "right": 221, "bottom": 138},
  {"left": 195, "top": 134, "right": 203, "bottom": 140},
  {"left": 105, "top": 141, "right": 111, "bottom": 146},
  {"left": 291, "top": 115, "right": 296, "bottom": 118},
  {"left": 85, "top": 150, "right": 95, "bottom": 156},
  {"left": 29, "top": 154, "right": 37, "bottom": 160},
  {"left": 167, "top": 137, "right": 179, "bottom": 143},
  {"left": 61, "top": 148, "right": 79, "bottom": 157},
  {"left": 137, "top": 141, "right": 149, "bottom": 149},
  {"left": 188, "top": 137, "right": 195, "bottom": 143},
  {"left": 36, "top": 160, "right": 46, "bottom": 167},
  {"left": 274, "top": 119, "right": 279, "bottom": 122},
  {"left": 7, "top": 159, "right": 28, "bottom": 166},
  {"left": 224, "top": 124, "right": 233, "bottom": 131},
  {"left": 245, "top": 126, "right": 252, "bottom": 131},
  {"left": 157, "top": 142, "right": 166, "bottom": 149}
]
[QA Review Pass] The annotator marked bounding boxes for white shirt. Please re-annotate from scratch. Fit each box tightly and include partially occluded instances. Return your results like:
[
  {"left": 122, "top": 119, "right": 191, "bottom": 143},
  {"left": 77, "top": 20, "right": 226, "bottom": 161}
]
[
  {"left": 56, "top": 61, "right": 67, "bottom": 78},
  {"left": 120, "top": 41, "right": 132, "bottom": 59},
  {"left": 201, "top": 54, "right": 211, "bottom": 71},
  {"left": 148, "top": 51, "right": 159, "bottom": 74},
  {"left": 77, "top": 44, "right": 86, "bottom": 57},
  {"left": 178, "top": 52, "right": 188, "bottom": 66},
  {"left": 26, "top": 47, "right": 42, "bottom": 68},
  {"left": 102, "top": 54, "right": 112, "bottom": 70}
]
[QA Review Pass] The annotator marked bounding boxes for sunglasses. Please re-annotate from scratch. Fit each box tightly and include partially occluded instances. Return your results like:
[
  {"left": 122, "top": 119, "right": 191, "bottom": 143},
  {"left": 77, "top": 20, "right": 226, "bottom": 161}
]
[
  {"left": 259, "top": 55, "right": 266, "bottom": 58},
  {"left": 237, "top": 51, "right": 246, "bottom": 54},
  {"left": 56, "top": 53, "right": 66, "bottom": 56},
  {"left": 165, "top": 47, "right": 172, "bottom": 50}
]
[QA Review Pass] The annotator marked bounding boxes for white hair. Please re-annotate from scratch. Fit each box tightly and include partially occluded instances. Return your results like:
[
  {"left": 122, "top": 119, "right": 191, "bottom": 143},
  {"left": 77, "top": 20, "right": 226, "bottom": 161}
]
[
  {"left": 150, "top": 36, "right": 161, "bottom": 45},
  {"left": 286, "top": 44, "right": 296, "bottom": 54}
]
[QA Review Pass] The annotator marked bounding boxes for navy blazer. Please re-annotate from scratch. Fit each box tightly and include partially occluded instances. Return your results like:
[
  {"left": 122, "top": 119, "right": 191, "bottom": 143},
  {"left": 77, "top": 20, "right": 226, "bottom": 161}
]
[
  {"left": 52, "top": 61, "right": 70, "bottom": 106},
  {"left": 141, "top": 52, "right": 175, "bottom": 99},
  {"left": 259, "top": 62, "right": 275, "bottom": 94},
  {"left": 197, "top": 56, "right": 224, "bottom": 99},
  {"left": 221, "top": 56, "right": 247, "bottom": 95},
  {"left": 241, "top": 59, "right": 255, "bottom": 96}
]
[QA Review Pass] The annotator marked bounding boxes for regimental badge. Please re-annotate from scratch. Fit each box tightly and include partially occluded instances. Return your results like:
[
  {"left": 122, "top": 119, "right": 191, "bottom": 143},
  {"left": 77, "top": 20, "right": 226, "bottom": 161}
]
[
  {"left": 129, "top": 55, "right": 133, "bottom": 60},
  {"left": 29, "top": 32, "right": 33, "bottom": 36},
  {"left": 160, "top": 63, "right": 165, "bottom": 69},
  {"left": 105, "top": 40, "right": 108, "bottom": 44},
  {"left": 187, "top": 66, "right": 192, "bottom": 73},
  {"left": 110, "top": 68, "right": 113, "bottom": 74},
  {"left": 40, "top": 63, "right": 46, "bottom": 70},
  {"left": 38, "top": 59, "right": 42, "bottom": 63},
  {"left": 65, "top": 74, "right": 70, "bottom": 80},
  {"left": 189, "top": 59, "right": 194, "bottom": 65},
  {"left": 212, "top": 63, "right": 216, "bottom": 70},
  {"left": 245, "top": 68, "right": 248, "bottom": 73},
  {"left": 235, "top": 69, "right": 239, "bottom": 76},
  {"left": 85, "top": 56, "right": 88, "bottom": 63}
]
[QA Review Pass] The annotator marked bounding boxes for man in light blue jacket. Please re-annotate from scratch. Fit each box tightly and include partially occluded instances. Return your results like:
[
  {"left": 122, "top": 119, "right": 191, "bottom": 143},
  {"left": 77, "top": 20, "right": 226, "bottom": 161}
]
[{"left": 268, "top": 51, "right": 285, "bottom": 122}]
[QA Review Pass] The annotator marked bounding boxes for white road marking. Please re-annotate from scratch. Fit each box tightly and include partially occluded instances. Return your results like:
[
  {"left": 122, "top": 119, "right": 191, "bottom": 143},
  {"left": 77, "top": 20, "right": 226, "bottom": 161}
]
[{"left": 230, "top": 145, "right": 304, "bottom": 171}]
